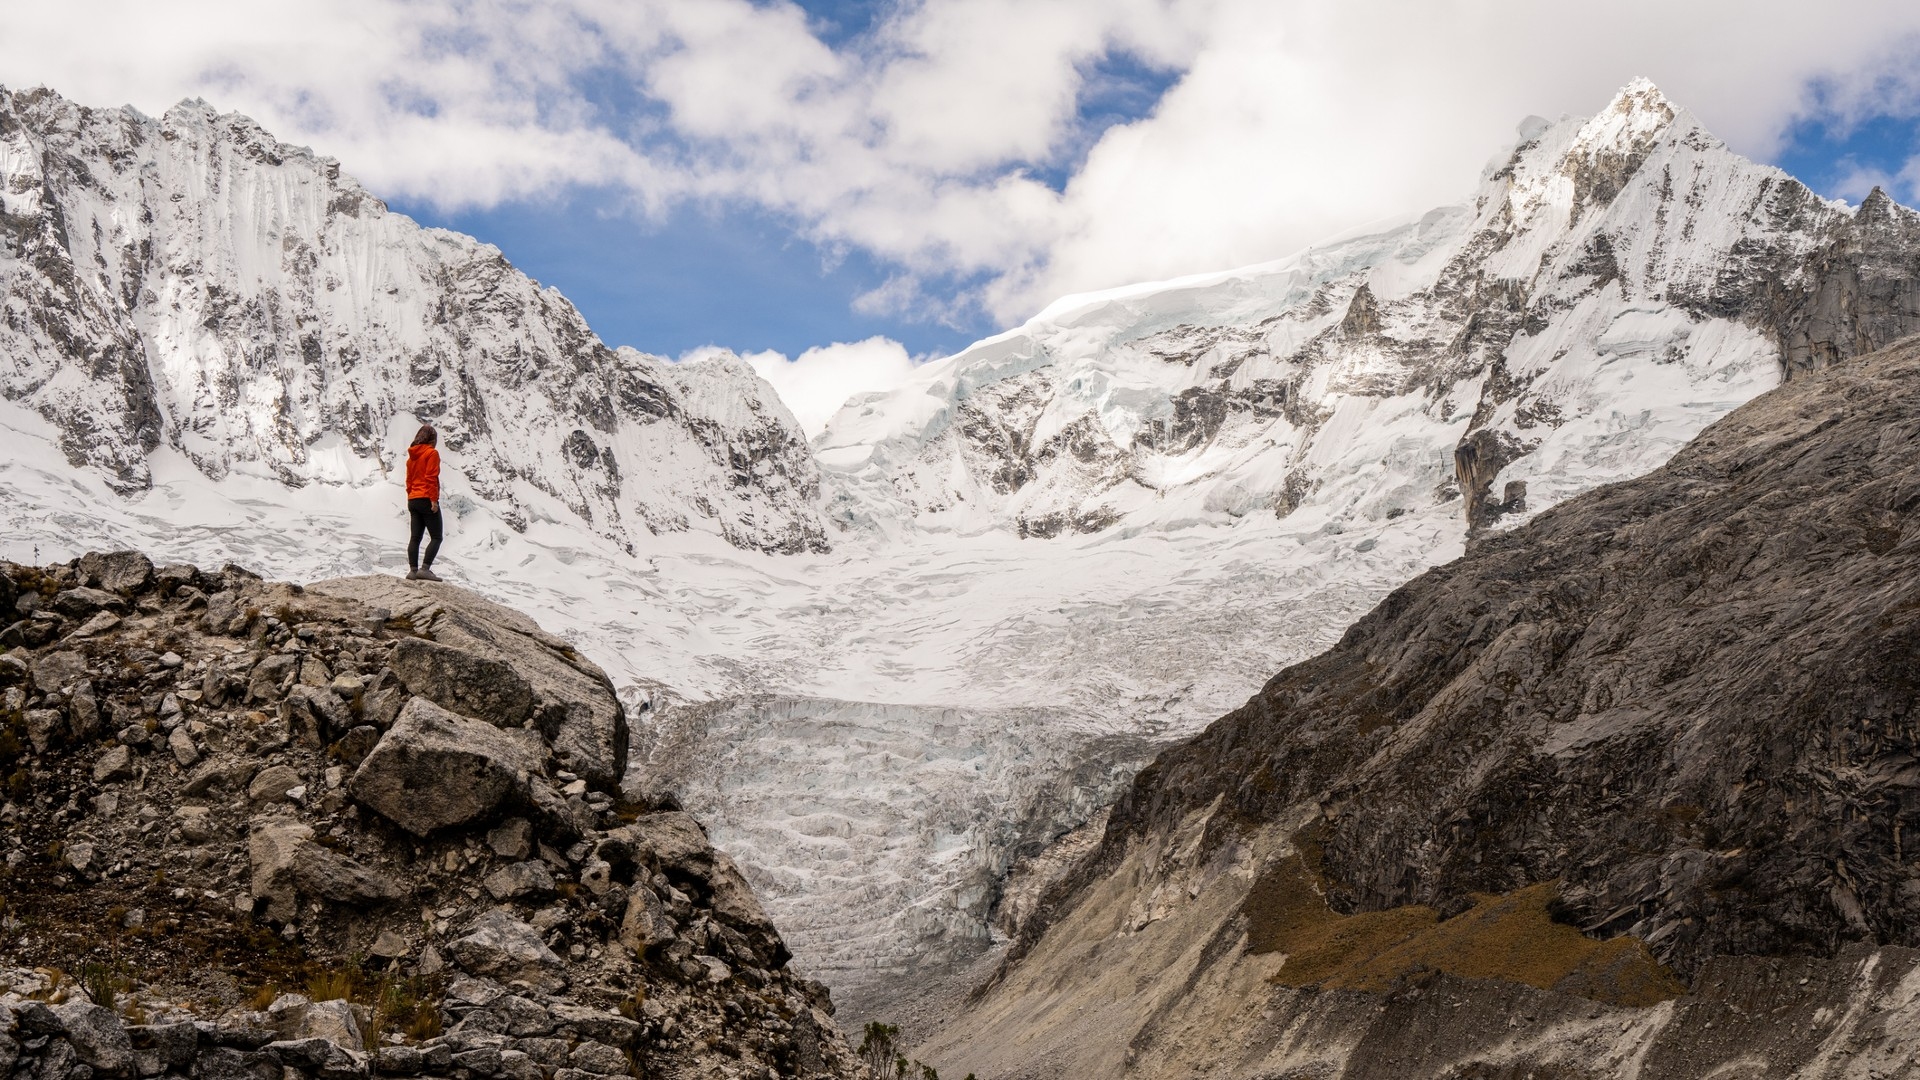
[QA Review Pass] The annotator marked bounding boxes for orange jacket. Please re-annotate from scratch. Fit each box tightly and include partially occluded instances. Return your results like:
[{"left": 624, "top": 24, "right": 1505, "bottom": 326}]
[{"left": 406, "top": 444, "right": 440, "bottom": 502}]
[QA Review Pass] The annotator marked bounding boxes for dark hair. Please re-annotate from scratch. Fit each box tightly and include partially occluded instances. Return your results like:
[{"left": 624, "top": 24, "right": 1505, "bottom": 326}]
[{"left": 410, "top": 424, "right": 438, "bottom": 447}]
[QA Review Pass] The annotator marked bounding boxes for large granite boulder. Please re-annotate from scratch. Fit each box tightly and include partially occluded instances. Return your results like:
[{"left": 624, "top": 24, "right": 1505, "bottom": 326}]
[
  {"left": 248, "top": 818, "right": 406, "bottom": 921},
  {"left": 448, "top": 910, "right": 566, "bottom": 988},
  {"left": 310, "top": 577, "right": 627, "bottom": 791},
  {"left": 78, "top": 551, "right": 154, "bottom": 595},
  {"left": 347, "top": 698, "right": 544, "bottom": 836},
  {"left": 387, "top": 637, "right": 534, "bottom": 727}
]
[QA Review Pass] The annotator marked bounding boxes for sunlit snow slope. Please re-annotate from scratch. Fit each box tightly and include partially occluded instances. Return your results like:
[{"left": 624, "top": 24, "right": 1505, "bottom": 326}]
[{"left": 5, "top": 79, "right": 1918, "bottom": 1016}]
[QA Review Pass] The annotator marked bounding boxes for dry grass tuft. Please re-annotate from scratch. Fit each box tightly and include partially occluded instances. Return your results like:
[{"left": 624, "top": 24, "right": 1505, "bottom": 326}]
[{"left": 1244, "top": 850, "right": 1683, "bottom": 1007}]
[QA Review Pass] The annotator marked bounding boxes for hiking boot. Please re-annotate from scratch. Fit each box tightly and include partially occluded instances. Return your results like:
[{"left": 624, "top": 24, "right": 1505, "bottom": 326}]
[
  {"left": 405, "top": 569, "right": 422, "bottom": 580},
  {"left": 415, "top": 567, "right": 443, "bottom": 582}
]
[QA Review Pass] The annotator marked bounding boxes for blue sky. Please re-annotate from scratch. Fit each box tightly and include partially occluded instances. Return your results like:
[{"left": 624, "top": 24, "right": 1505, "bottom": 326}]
[
  {"left": 393, "top": 1, "right": 1190, "bottom": 360},
  {"left": 13, "top": 0, "right": 1920, "bottom": 375}
]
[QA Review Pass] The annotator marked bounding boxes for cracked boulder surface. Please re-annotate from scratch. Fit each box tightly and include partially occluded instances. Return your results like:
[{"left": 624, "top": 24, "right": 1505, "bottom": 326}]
[
  {"left": 0, "top": 558, "right": 858, "bottom": 1079},
  {"left": 925, "top": 335, "right": 1920, "bottom": 1078}
]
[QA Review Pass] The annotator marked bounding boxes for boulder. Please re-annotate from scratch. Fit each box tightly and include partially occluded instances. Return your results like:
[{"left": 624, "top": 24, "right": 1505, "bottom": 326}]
[
  {"left": 66, "top": 681, "right": 102, "bottom": 739},
  {"left": 53, "top": 587, "right": 128, "bottom": 617},
  {"left": 249, "top": 818, "right": 405, "bottom": 921},
  {"left": 195, "top": 1047, "right": 280, "bottom": 1080},
  {"left": 600, "top": 811, "right": 710, "bottom": 871},
  {"left": 128, "top": 1022, "right": 199, "bottom": 1069},
  {"left": 617, "top": 885, "right": 675, "bottom": 954},
  {"left": 52, "top": 1000, "right": 134, "bottom": 1075},
  {"left": 92, "top": 744, "right": 134, "bottom": 783},
  {"left": 29, "top": 650, "right": 87, "bottom": 693},
  {"left": 247, "top": 655, "right": 300, "bottom": 704},
  {"left": 368, "top": 930, "right": 410, "bottom": 959},
  {"left": 479, "top": 996, "right": 553, "bottom": 1038},
  {"left": 78, "top": 551, "right": 154, "bottom": 595},
  {"left": 488, "top": 818, "right": 533, "bottom": 859},
  {"left": 333, "top": 725, "right": 381, "bottom": 767},
  {"left": 175, "top": 805, "right": 217, "bottom": 843},
  {"left": 167, "top": 726, "right": 200, "bottom": 767},
  {"left": 545, "top": 1005, "right": 639, "bottom": 1049},
  {"left": 482, "top": 860, "right": 555, "bottom": 902},
  {"left": 567, "top": 1041, "right": 627, "bottom": 1075},
  {"left": 25, "top": 709, "right": 65, "bottom": 753},
  {"left": 347, "top": 698, "right": 544, "bottom": 836},
  {"left": 309, "top": 577, "right": 627, "bottom": 791},
  {"left": 446, "top": 910, "right": 565, "bottom": 987},
  {"left": 203, "top": 591, "right": 249, "bottom": 636},
  {"left": 295, "top": 1000, "right": 363, "bottom": 1051},
  {"left": 154, "top": 563, "right": 200, "bottom": 592},
  {"left": 288, "top": 685, "right": 352, "bottom": 738},
  {"left": 387, "top": 638, "right": 534, "bottom": 728},
  {"left": 248, "top": 765, "right": 303, "bottom": 803}
]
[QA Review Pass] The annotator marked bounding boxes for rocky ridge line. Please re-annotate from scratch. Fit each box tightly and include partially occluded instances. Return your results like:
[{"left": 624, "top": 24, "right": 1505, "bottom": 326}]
[{"left": 0, "top": 553, "right": 859, "bottom": 1079}]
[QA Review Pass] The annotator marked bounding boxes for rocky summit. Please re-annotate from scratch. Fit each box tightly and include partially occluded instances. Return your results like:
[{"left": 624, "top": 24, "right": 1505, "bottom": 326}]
[
  {"left": 0, "top": 558, "right": 858, "bottom": 1080},
  {"left": 916, "top": 337, "right": 1920, "bottom": 1077}
]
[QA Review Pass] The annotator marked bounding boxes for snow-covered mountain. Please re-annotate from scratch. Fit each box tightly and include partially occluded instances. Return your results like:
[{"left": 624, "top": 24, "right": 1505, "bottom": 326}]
[
  {"left": 818, "top": 79, "right": 1914, "bottom": 544},
  {"left": 3, "top": 78, "right": 1918, "bottom": 1020},
  {"left": 0, "top": 86, "right": 826, "bottom": 554}
]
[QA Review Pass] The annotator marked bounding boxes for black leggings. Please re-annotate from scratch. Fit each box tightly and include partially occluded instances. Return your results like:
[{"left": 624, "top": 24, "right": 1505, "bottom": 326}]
[{"left": 408, "top": 498, "right": 443, "bottom": 570}]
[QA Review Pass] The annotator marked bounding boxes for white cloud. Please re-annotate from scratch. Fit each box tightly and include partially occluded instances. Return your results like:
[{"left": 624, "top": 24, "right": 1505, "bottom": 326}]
[
  {"left": 6, "top": 0, "right": 1920, "bottom": 330},
  {"left": 726, "top": 337, "right": 921, "bottom": 437},
  {"left": 1830, "top": 160, "right": 1901, "bottom": 203}
]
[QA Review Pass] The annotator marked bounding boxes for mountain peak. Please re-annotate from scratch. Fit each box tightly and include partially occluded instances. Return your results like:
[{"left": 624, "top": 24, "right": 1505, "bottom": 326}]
[
  {"left": 1610, "top": 76, "right": 1675, "bottom": 116},
  {"left": 1577, "top": 77, "right": 1678, "bottom": 148}
]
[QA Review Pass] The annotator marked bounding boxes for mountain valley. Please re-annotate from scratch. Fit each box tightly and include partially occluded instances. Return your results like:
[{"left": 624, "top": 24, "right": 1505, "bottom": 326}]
[{"left": 4, "top": 72, "right": 1920, "bottom": 1076}]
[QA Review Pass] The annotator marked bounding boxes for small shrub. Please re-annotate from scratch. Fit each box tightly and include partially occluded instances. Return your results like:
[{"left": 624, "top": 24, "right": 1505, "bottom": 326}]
[
  {"left": 404, "top": 1007, "right": 442, "bottom": 1042},
  {"left": 245, "top": 984, "right": 278, "bottom": 1010},
  {"left": 305, "top": 968, "right": 357, "bottom": 1002}
]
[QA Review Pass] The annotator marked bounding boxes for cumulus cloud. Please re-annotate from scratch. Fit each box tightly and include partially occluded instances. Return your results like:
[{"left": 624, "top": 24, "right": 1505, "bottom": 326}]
[
  {"left": 720, "top": 337, "right": 920, "bottom": 437},
  {"left": 6, "top": 0, "right": 1920, "bottom": 330}
]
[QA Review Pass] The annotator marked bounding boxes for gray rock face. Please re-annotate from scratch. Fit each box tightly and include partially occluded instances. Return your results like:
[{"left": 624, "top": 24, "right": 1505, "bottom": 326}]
[
  {"left": 53, "top": 587, "right": 127, "bottom": 617},
  {"left": 1766, "top": 188, "right": 1920, "bottom": 377},
  {"left": 347, "top": 697, "right": 543, "bottom": 836},
  {"left": 1065, "top": 336, "right": 1920, "bottom": 981},
  {"left": 482, "top": 860, "right": 556, "bottom": 902},
  {"left": 78, "top": 551, "right": 154, "bottom": 595},
  {"left": 249, "top": 818, "right": 405, "bottom": 921},
  {"left": 0, "top": 554, "right": 858, "bottom": 1080},
  {"left": 388, "top": 637, "right": 534, "bottom": 727},
  {"left": 447, "top": 910, "right": 566, "bottom": 986},
  {"left": 51, "top": 1001, "right": 133, "bottom": 1076},
  {"left": 312, "top": 577, "right": 626, "bottom": 792},
  {"left": 597, "top": 812, "right": 788, "bottom": 968}
]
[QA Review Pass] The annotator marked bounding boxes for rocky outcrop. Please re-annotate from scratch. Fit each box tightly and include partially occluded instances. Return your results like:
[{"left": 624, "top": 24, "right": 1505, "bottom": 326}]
[
  {"left": 310, "top": 578, "right": 628, "bottom": 793},
  {"left": 348, "top": 699, "right": 546, "bottom": 836},
  {"left": 1766, "top": 188, "right": 1920, "bottom": 378},
  {"left": 918, "top": 336, "right": 1920, "bottom": 1076},
  {"left": 0, "top": 558, "right": 859, "bottom": 1079}
]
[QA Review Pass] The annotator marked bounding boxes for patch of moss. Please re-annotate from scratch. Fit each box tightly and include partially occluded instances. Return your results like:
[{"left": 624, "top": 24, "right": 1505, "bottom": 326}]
[{"left": 1243, "top": 852, "right": 1683, "bottom": 1007}]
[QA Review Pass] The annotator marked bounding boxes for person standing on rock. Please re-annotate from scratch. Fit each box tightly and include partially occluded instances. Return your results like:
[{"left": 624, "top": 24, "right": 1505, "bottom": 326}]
[{"left": 405, "top": 424, "right": 444, "bottom": 581}]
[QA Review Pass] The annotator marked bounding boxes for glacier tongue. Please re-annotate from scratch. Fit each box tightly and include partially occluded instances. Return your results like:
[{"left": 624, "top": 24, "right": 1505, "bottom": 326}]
[{"left": 5, "top": 79, "right": 1920, "bottom": 1017}]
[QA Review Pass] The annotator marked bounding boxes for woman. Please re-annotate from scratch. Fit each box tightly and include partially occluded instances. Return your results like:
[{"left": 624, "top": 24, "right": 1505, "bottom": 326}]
[{"left": 405, "top": 424, "right": 444, "bottom": 581}]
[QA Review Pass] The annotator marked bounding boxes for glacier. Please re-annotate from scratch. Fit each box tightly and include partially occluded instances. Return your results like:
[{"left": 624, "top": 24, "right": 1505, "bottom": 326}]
[{"left": 4, "top": 77, "right": 1918, "bottom": 1017}]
